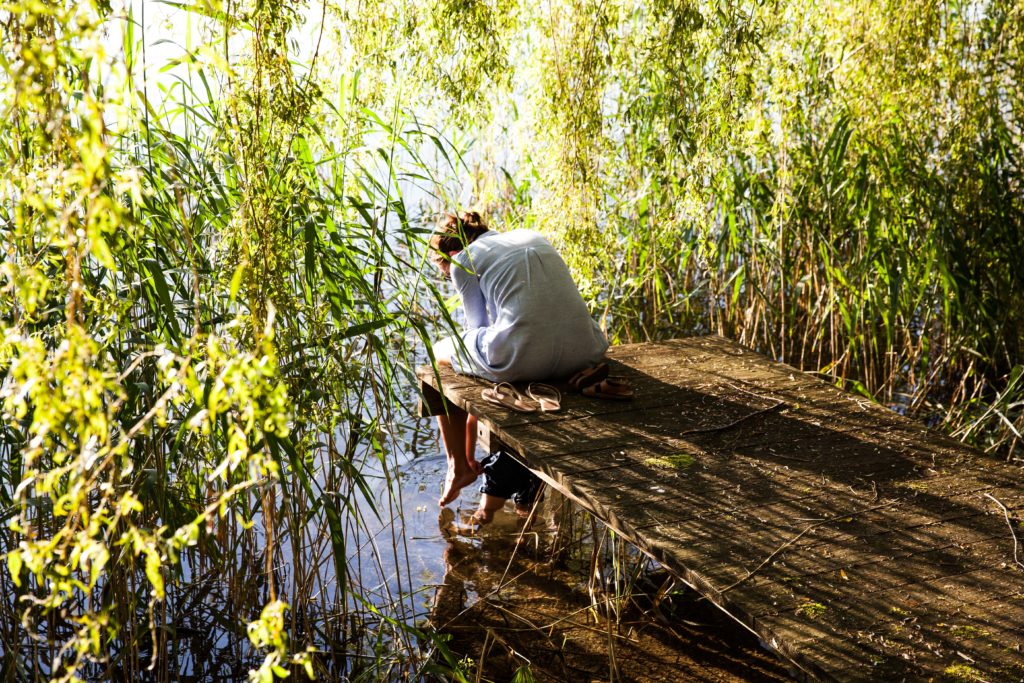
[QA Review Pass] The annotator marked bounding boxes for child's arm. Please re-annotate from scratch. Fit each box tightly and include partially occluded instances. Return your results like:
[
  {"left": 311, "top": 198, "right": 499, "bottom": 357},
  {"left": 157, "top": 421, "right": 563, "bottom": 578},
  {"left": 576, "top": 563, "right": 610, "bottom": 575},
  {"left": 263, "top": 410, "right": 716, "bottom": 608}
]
[{"left": 452, "top": 266, "right": 488, "bottom": 329}]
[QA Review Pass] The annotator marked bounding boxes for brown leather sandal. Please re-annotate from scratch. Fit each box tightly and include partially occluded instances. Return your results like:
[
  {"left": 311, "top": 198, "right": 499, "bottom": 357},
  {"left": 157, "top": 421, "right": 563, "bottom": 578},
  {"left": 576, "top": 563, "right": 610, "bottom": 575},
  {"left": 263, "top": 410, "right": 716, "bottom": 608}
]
[
  {"left": 567, "top": 362, "right": 610, "bottom": 391},
  {"left": 581, "top": 378, "right": 634, "bottom": 400}
]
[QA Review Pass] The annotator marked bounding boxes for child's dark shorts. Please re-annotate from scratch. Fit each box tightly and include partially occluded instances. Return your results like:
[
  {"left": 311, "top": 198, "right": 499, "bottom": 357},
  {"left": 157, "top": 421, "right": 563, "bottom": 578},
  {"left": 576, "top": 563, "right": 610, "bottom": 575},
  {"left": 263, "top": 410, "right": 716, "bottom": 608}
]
[{"left": 479, "top": 450, "right": 542, "bottom": 508}]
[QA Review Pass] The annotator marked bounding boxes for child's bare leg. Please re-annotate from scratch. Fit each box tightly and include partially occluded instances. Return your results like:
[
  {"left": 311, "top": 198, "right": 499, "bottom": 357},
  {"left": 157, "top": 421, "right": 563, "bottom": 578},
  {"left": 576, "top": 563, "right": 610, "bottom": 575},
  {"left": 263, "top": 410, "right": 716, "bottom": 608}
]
[
  {"left": 437, "top": 405, "right": 478, "bottom": 507},
  {"left": 473, "top": 494, "right": 506, "bottom": 524},
  {"left": 465, "top": 413, "right": 482, "bottom": 474},
  {"left": 434, "top": 339, "right": 481, "bottom": 506},
  {"left": 514, "top": 492, "right": 541, "bottom": 518}
]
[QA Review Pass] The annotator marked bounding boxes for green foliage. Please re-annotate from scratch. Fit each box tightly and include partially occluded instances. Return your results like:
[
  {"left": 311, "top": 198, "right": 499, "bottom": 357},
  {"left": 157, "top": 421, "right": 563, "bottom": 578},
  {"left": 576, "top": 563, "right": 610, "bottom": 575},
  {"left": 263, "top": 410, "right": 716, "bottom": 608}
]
[
  {"left": 461, "top": 0, "right": 1024, "bottom": 457},
  {"left": 247, "top": 601, "right": 315, "bottom": 682},
  {"left": 795, "top": 601, "right": 828, "bottom": 619},
  {"left": 943, "top": 663, "right": 987, "bottom": 682},
  {"left": 511, "top": 663, "right": 537, "bottom": 683},
  {"left": 1, "top": 0, "right": 1022, "bottom": 679},
  {"left": 643, "top": 453, "right": 696, "bottom": 470},
  {"left": 328, "top": 0, "right": 518, "bottom": 123},
  {"left": 0, "top": 0, "right": 458, "bottom": 679}
]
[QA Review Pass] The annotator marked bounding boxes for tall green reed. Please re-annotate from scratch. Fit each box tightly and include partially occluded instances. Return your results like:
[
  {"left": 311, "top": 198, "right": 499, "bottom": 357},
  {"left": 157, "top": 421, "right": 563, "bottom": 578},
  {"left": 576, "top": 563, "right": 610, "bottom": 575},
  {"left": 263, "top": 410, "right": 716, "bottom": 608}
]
[
  {"left": 506, "top": 0, "right": 1023, "bottom": 458},
  {"left": 2, "top": 0, "right": 1021, "bottom": 679},
  {"left": 0, "top": 1, "right": 472, "bottom": 680}
]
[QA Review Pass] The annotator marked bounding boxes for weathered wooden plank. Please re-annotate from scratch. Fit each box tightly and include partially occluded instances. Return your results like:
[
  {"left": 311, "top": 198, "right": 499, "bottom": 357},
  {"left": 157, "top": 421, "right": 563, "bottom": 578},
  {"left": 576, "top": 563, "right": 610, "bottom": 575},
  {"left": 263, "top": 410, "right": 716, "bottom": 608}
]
[
  {"left": 417, "top": 379, "right": 451, "bottom": 417},
  {"left": 750, "top": 576, "right": 1023, "bottom": 677},
  {"left": 732, "top": 552, "right": 1024, "bottom": 680},
  {"left": 417, "top": 336, "right": 1024, "bottom": 681},
  {"left": 732, "top": 537, "right": 1019, "bottom": 619}
]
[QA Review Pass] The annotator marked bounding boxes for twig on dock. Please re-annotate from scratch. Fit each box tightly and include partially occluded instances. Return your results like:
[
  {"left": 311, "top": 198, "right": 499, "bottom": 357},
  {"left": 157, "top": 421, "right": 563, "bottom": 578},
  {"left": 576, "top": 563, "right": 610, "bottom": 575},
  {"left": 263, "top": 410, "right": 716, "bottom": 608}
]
[
  {"left": 678, "top": 400, "right": 788, "bottom": 437},
  {"left": 719, "top": 501, "right": 898, "bottom": 595},
  {"left": 984, "top": 493, "right": 1024, "bottom": 572}
]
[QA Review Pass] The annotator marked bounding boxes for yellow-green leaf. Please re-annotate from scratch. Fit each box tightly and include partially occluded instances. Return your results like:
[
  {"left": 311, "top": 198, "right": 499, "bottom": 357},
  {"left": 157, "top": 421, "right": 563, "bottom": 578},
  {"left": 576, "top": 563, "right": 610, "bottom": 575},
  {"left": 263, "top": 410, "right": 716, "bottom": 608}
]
[
  {"left": 145, "top": 550, "right": 165, "bottom": 600},
  {"left": 7, "top": 551, "right": 23, "bottom": 588}
]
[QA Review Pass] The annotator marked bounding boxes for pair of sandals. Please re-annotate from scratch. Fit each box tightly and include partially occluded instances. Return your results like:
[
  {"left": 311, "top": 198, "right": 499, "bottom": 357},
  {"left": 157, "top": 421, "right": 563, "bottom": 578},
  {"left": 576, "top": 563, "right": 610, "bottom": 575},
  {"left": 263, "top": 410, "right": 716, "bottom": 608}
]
[
  {"left": 568, "top": 362, "right": 634, "bottom": 401},
  {"left": 480, "top": 363, "right": 633, "bottom": 413},
  {"left": 481, "top": 382, "right": 562, "bottom": 413}
]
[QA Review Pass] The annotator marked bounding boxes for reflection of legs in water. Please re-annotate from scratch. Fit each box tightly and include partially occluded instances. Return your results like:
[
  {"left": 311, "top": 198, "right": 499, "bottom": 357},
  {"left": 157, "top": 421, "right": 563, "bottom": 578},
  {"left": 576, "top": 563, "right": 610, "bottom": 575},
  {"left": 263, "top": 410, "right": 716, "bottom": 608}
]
[
  {"left": 437, "top": 406, "right": 482, "bottom": 507},
  {"left": 429, "top": 535, "right": 467, "bottom": 629},
  {"left": 430, "top": 513, "right": 519, "bottom": 632}
]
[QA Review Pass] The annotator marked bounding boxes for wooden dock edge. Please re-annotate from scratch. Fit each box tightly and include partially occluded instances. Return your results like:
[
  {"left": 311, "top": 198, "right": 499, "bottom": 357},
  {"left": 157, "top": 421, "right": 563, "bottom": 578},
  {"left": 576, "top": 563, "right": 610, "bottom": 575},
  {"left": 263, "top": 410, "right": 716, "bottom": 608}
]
[
  {"left": 416, "top": 370, "right": 823, "bottom": 681},
  {"left": 524, "top": 463, "right": 828, "bottom": 682}
]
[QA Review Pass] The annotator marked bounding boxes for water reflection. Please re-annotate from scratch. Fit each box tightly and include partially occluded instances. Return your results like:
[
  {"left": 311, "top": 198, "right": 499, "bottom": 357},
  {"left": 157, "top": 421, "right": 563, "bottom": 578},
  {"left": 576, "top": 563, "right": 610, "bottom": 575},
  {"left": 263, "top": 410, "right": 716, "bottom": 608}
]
[{"left": 423, "top": 490, "right": 795, "bottom": 682}]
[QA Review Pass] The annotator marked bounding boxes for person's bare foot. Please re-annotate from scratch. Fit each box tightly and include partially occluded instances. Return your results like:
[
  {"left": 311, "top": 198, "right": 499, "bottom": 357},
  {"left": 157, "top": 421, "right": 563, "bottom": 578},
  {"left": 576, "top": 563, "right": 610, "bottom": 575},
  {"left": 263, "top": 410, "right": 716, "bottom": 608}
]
[{"left": 439, "top": 470, "right": 478, "bottom": 507}]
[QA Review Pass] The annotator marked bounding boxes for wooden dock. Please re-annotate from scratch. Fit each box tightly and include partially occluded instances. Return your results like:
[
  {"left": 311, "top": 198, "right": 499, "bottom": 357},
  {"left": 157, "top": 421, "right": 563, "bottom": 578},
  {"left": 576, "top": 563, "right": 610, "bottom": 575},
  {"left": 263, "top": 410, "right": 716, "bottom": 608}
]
[{"left": 417, "top": 336, "right": 1024, "bottom": 682}]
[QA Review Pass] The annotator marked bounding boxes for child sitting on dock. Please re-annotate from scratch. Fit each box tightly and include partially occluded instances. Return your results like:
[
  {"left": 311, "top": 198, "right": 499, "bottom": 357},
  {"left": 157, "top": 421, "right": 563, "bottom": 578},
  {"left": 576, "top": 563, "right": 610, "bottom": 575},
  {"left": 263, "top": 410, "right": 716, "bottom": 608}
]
[{"left": 428, "top": 211, "right": 608, "bottom": 522}]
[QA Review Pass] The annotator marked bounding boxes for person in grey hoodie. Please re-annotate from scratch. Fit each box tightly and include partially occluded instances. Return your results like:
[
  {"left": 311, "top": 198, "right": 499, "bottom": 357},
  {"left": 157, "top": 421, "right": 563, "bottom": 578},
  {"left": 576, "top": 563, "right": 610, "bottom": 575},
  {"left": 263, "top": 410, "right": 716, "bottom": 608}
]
[{"left": 429, "top": 211, "right": 608, "bottom": 511}]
